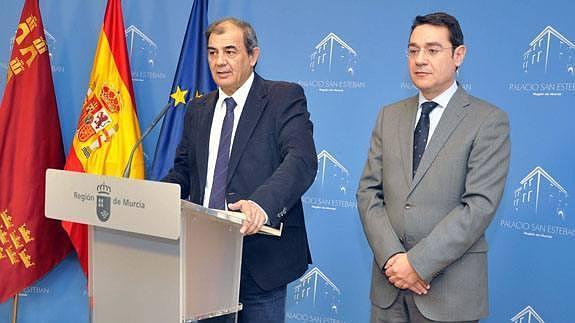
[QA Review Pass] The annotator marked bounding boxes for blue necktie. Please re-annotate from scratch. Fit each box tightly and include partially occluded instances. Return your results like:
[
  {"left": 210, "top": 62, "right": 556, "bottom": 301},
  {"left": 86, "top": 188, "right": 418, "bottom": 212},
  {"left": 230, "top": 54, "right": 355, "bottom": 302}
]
[
  {"left": 208, "top": 97, "right": 237, "bottom": 210},
  {"left": 413, "top": 101, "right": 438, "bottom": 178}
]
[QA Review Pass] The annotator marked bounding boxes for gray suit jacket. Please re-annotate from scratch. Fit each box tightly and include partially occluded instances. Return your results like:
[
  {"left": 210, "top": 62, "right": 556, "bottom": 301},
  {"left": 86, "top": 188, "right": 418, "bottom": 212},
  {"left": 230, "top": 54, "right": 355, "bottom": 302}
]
[{"left": 357, "top": 87, "right": 510, "bottom": 321}]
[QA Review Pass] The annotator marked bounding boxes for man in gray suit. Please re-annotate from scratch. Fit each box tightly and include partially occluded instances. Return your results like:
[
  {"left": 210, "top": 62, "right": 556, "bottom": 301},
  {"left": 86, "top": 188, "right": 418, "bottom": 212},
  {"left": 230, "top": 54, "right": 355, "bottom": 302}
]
[{"left": 357, "top": 12, "right": 510, "bottom": 323}]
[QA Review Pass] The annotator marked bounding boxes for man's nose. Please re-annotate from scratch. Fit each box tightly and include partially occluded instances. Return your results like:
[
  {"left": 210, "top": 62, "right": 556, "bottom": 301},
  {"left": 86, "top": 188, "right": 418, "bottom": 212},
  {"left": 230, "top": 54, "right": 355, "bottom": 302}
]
[
  {"left": 414, "top": 51, "right": 428, "bottom": 65},
  {"left": 214, "top": 52, "right": 226, "bottom": 66}
]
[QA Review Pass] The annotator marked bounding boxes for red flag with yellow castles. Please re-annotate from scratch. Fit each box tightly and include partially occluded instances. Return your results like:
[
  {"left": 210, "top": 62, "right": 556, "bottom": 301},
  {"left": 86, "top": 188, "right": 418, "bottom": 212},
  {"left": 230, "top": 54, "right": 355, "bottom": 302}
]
[
  {"left": 62, "top": 0, "right": 145, "bottom": 276},
  {"left": 0, "top": 0, "right": 72, "bottom": 303}
]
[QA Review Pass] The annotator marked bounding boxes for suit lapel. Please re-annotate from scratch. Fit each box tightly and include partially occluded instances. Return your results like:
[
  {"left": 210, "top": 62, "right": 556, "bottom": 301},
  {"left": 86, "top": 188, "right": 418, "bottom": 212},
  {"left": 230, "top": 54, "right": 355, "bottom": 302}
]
[
  {"left": 227, "top": 74, "right": 267, "bottom": 182},
  {"left": 409, "top": 87, "right": 470, "bottom": 192},
  {"left": 196, "top": 91, "right": 218, "bottom": 196},
  {"left": 398, "top": 96, "right": 419, "bottom": 186}
]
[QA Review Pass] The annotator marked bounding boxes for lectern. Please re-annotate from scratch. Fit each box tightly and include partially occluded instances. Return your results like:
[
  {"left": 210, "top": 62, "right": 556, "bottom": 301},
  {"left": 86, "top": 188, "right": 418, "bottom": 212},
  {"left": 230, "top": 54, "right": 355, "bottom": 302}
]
[{"left": 45, "top": 169, "right": 280, "bottom": 322}]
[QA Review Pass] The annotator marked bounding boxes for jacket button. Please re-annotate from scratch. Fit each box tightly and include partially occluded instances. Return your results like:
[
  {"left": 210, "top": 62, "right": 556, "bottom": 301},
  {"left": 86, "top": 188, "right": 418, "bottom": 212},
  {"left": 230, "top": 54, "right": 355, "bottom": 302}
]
[{"left": 404, "top": 204, "right": 412, "bottom": 210}]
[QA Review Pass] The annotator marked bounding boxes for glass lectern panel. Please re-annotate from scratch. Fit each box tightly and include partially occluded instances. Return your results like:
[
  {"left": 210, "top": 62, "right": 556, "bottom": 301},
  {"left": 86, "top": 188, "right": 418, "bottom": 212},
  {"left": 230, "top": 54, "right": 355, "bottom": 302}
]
[
  {"left": 181, "top": 207, "right": 243, "bottom": 322},
  {"left": 89, "top": 226, "right": 180, "bottom": 323}
]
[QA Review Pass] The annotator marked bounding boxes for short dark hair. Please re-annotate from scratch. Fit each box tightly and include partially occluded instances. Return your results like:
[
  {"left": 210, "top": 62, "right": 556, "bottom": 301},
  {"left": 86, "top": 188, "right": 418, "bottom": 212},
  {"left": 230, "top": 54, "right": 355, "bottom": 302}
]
[
  {"left": 410, "top": 12, "right": 464, "bottom": 48},
  {"left": 206, "top": 17, "right": 259, "bottom": 55}
]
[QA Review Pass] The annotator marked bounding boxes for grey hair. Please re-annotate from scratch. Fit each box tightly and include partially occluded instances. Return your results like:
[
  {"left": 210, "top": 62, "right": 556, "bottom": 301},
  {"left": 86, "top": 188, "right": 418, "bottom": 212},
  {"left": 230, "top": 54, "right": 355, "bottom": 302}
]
[{"left": 206, "top": 17, "right": 259, "bottom": 54}]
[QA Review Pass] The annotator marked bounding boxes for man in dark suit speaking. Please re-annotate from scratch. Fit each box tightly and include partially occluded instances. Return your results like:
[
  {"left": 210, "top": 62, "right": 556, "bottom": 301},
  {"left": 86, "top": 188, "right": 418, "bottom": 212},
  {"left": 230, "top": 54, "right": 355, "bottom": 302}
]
[
  {"left": 163, "top": 17, "right": 317, "bottom": 323},
  {"left": 357, "top": 12, "right": 510, "bottom": 322}
]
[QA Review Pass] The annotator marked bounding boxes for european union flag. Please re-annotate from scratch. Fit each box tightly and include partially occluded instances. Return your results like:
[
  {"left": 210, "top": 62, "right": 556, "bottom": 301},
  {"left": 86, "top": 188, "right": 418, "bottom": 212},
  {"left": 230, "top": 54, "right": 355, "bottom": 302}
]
[{"left": 150, "top": 0, "right": 215, "bottom": 180}]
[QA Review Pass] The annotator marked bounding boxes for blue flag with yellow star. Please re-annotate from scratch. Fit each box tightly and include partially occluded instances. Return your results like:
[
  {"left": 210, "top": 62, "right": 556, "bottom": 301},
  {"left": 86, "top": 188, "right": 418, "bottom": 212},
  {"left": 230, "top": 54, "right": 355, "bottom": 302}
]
[{"left": 150, "top": 0, "right": 215, "bottom": 180}]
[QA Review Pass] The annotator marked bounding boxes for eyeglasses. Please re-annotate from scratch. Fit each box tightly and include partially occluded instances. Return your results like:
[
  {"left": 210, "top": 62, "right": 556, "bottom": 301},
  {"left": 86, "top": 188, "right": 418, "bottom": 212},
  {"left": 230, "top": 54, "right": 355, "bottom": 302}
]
[{"left": 406, "top": 46, "right": 456, "bottom": 58}]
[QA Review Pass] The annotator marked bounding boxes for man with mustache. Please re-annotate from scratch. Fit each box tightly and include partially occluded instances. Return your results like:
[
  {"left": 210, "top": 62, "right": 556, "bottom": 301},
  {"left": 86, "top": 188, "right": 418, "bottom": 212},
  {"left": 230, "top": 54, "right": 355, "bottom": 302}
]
[{"left": 357, "top": 12, "right": 510, "bottom": 322}]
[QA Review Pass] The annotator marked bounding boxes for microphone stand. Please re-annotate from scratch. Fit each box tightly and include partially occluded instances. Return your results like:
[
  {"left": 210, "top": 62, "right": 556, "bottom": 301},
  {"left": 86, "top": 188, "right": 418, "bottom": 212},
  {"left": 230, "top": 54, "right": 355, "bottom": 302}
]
[{"left": 122, "top": 101, "right": 174, "bottom": 178}]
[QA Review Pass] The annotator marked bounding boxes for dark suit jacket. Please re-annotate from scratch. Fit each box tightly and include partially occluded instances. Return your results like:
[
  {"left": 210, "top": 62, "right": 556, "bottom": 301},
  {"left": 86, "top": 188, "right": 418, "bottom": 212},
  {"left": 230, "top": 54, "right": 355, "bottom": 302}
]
[{"left": 164, "top": 73, "right": 317, "bottom": 290}]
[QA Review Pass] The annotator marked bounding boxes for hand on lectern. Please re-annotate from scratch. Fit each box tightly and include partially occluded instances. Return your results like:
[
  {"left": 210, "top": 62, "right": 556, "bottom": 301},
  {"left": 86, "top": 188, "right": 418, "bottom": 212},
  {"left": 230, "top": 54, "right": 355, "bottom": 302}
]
[{"left": 228, "top": 200, "right": 267, "bottom": 236}]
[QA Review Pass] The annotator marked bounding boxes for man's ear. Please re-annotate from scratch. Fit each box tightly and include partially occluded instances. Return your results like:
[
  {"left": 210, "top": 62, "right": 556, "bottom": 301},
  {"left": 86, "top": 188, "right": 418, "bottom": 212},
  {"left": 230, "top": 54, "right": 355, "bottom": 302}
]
[
  {"left": 249, "top": 47, "right": 260, "bottom": 67},
  {"left": 453, "top": 45, "right": 466, "bottom": 68}
]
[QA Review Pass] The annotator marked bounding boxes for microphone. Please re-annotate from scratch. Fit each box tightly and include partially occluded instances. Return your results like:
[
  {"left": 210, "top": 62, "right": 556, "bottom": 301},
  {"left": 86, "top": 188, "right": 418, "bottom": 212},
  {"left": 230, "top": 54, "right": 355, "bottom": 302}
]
[{"left": 122, "top": 101, "right": 173, "bottom": 178}]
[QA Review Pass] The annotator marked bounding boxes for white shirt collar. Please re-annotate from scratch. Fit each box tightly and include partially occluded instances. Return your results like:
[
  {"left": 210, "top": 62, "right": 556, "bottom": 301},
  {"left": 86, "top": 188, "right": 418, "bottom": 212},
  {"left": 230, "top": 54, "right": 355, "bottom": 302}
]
[
  {"left": 418, "top": 81, "right": 458, "bottom": 108},
  {"left": 217, "top": 72, "right": 254, "bottom": 107}
]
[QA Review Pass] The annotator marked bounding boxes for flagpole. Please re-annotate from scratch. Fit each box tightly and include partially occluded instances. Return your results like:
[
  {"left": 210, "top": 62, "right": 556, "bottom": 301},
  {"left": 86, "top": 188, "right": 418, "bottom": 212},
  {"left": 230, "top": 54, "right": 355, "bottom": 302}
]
[{"left": 11, "top": 294, "right": 19, "bottom": 323}]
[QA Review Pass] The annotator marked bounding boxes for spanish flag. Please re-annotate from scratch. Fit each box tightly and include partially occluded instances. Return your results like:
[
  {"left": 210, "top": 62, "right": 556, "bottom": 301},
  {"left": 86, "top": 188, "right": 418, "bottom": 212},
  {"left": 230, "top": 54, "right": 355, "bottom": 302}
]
[
  {"left": 0, "top": 0, "right": 72, "bottom": 303},
  {"left": 62, "top": 0, "right": 145, "bottom": 276}
]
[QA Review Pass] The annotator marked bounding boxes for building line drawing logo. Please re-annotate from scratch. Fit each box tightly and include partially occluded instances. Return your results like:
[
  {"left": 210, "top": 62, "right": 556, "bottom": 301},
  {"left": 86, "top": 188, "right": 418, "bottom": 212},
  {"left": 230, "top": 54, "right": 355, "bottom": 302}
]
[
  {"left": 125, "top": 25, "right": 164, "bottom": 82},
  {"left": 317, "top": 150, "right": 349, "bottom": 193},
  {"left": 299, "top": 32, "right": 365, "bottom": 92},
  {"left": 310, "top": 32, "right": 357, "bottom": 75},
  {"left": 43, "top": 29, "right": 55, "bottom": 59},
  {"left": 303, "top": 149, "right": 356, "bottom": 211},
  {"left": 522, "top": 25, "right": 575, "bottom": 75},
  {"left": 513, "top": 166, "right": 567, "bottom": 220},
  {"left": 125, "top": 25, "right": 158, "bottom": 65},
  {"left": 291, "top": 266, "right": 341, "bottom": 314},
  {"left": 509, "top": 25, "right": 575, "bottom": 95},
  {"left": 500, "top": 165, "right": 574, "bottom": 240},
  {"left": 511, "top": 305, "right": 545, "bottom": 323}
]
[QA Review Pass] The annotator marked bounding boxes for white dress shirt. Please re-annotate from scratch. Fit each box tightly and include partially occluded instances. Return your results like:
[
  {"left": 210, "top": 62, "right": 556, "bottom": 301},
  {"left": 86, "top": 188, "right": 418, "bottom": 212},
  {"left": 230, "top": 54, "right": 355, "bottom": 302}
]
[
  {"left": 203, "top": 72, "right": 254, "bottom": 208},
  {"left": 415, "top": 81, "right": 458, "bottom": 148}
]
